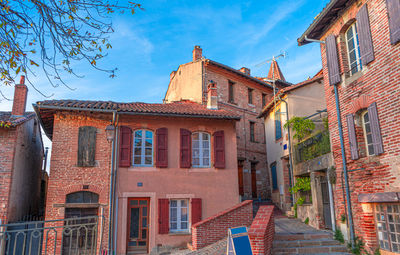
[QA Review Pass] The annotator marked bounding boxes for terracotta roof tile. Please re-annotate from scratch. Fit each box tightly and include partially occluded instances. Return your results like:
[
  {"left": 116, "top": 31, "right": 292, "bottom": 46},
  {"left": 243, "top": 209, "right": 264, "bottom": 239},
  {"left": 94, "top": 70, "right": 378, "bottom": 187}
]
[
  {"left": 267, "top": 59, "right": 285, "bottom": 81},
  {"left": 0, "top": 112, "right": 35, "bottom": 128},
  {"left": 35, "top": 100, "right": 240, "bottom": 119}
]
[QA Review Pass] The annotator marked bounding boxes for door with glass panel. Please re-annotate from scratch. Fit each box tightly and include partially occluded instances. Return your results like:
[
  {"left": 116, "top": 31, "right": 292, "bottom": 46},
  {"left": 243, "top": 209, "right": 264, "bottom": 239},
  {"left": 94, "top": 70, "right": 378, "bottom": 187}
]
[{"left": 127, "top": 198, "right": 149, "bottom": 254}]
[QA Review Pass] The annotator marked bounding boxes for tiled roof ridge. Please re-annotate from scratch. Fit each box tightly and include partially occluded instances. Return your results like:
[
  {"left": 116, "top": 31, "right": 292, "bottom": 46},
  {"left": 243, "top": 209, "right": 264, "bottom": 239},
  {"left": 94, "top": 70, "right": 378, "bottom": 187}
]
[{"left": 0, "top": 111, "right": 36, "bottom": 128}]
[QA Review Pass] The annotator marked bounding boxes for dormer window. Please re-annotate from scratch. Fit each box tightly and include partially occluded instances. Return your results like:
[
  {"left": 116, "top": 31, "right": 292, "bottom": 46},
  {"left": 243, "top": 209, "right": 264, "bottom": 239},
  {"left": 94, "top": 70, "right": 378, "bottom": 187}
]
[{"left": 346, "top": 23, "right": 362, "bottom": 75}]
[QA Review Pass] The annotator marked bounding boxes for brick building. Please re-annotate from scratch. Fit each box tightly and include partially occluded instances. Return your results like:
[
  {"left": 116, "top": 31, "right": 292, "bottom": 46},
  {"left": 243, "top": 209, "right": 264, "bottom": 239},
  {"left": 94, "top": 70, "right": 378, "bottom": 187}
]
[
  {"left": 0, "top": 76, "right": 44, "bottom": 223},
  {"left": 298, "top": 0, "right": 400, "bottom": 253},
  {"left": 164, "top": 46, "right": 291, "bottom": 199},
  {"left": 35, "top": 86, "right": 241, "bottom": 254}
]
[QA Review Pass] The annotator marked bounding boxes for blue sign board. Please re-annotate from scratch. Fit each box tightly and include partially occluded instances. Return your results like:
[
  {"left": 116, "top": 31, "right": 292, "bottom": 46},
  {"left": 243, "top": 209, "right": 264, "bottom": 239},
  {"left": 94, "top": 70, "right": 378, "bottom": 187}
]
[{"left": 226, "top": 226, "right": 253, "bottom": 255}]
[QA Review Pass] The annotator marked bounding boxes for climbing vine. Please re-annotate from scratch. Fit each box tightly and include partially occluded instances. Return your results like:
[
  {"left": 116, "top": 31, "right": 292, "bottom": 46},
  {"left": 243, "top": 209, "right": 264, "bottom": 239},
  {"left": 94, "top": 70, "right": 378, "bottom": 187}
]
[
  {"left": 284, "top": 116, "right": 315, "bottom": 141},
  {"left": 290, "top": 177, "right": 311, "bottom": 218}
]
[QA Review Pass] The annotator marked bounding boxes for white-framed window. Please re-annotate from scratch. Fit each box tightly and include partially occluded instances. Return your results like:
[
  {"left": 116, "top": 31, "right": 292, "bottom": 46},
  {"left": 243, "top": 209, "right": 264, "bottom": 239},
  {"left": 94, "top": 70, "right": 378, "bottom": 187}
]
[
  {"left": 170, "top": 199, "right": 189, "bottom": 232},
  {"left": 361, "top": 111, "right": 375, "bottom": 156},
  {"left": 345, "top": 22, "right": 362, "bottom": 75},
  {"left": 133, "top": 130, "right": 153, "bottom": 166},
  {"left": 192, "top": 132, "right": 210, "bottom": 167}
]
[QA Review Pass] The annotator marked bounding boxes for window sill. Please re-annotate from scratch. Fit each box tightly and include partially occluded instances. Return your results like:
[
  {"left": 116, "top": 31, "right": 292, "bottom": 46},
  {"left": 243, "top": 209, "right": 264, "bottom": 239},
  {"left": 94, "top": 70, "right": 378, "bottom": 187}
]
[
  {"left": 248, "top": 103, "right": 255, "bottom": 107},
  {"left": 189, "top": 168, "right": 216, "bottom": 173},
  {"left": 169, "top": 231, "right": 191, "bottom": 236},
  {"left": 344, "top": 69, "right": 364, "bottom": 87},
  {"left": 128, "top": 166, "right": 158, "bottom": 172},
  {"left": 227, "top": 101, "right": 237, "bottom": 105}
]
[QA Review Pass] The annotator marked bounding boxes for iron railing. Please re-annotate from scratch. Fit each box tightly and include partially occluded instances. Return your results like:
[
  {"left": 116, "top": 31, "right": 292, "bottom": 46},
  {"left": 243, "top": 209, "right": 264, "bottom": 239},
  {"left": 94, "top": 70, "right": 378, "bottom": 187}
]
[{"left": 0, "top": 216, "right": 103, "bottom": 255}]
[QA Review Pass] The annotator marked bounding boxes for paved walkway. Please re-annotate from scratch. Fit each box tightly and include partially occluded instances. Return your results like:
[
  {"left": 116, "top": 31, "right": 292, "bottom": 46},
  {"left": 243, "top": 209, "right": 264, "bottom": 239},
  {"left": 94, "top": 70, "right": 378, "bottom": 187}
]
[{"left": 275, "top": 217, "right": 331, "bottom": 235}]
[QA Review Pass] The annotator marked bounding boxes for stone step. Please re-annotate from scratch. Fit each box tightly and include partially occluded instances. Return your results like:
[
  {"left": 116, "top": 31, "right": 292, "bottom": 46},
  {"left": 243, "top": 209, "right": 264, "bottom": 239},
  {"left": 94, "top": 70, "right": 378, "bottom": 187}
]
[
  {"left": 274, "top": 233, "right": 332, "bottom": 241},
  {"left": 273, "top": 238, "right": 342, "bottom": 248},
  {"left": 272, "top": 244, "right": 349, "bottom": 254}
]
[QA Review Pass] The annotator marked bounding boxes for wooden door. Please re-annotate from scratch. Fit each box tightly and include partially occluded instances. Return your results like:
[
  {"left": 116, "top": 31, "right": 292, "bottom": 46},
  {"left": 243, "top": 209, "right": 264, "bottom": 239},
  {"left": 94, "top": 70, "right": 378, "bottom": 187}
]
[
  {"left": 251, "top": 163, "right": 257, "bottom": 198},
  {"left": 321, "top": 179, "right": 332, "bottom": 229},
  {"left": 238, "top": 162, "right": 244, "bottom": 196},
  {"left": 127, "top": 198, "right": 150, "bottom": 254}
]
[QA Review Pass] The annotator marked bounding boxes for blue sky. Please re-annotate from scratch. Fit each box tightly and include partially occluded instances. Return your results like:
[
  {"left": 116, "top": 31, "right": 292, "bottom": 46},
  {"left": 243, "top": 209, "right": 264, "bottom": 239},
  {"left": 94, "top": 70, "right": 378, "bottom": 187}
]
[{"left": 1, "top": 0, "right": 330, "bottom": 112}]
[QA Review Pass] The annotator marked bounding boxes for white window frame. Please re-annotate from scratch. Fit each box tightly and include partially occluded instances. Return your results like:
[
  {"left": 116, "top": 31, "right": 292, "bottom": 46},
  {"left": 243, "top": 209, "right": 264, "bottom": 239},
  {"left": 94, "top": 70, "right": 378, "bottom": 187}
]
[
  {"left": 192, "top": 132, "right": 211, "bottom": 168},
  {"left": 345, "top": 22, "right": 362, "bottom": 75},
  {"left": 361, "top": 110, "right": 375, "bottom": 156},
  {"left": 133, "top": 129, "right": 154, "bottom": 166},
  {"left": 169, "top": 199, "right": 189, "bottom": 232}
]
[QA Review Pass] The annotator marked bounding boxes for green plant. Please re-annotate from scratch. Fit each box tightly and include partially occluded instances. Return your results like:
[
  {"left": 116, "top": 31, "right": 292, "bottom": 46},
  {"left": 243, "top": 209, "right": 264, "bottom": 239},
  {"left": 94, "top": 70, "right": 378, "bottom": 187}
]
[
  {"left": 290, "top": 177, "right": 311, "bottom": 194},
  {"left": 295, "top": 131, "right": 331, "bottom": 163},
  {"left": 304, "top": 217, "right": 309, "bottom": 225},
  {"left": 348, "top": 236, "right": 365, "bottom": 255},
  {"left": 374, "top": 248, "right": 381, "bottom": 255},
  {"left": 323, "top": 117, "right": 329, "bottom": 130},
  {"left": 341, "top": 214, "right": 347, "bottom": 223},
  {"left": 328, "top": 166, "right": 336, "bottom": 184},
  {"left": 284, "top": 116, "right": 315, "bottom": 141},
  {"left": 334, "top": 229, "right": 345, "bottom": 244}
]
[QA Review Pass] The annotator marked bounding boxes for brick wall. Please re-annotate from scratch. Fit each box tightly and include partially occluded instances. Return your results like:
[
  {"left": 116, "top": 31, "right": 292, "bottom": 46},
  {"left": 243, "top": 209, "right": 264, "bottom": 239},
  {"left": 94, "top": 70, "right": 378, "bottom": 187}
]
[
  {"left": 248, "top": 205, "right": 274, "bottom": 255},
  {"left": 205, "top": 66, "right": 272, "bottom": 199},
  {"left": 44, "top": 112, "right": 112, "bottom": 253},
  {"left": 316, "top": 0, "right": 400, "bottom": 252},
  {"left": 191, "top": 200, "right": 253, "bottom": 250}
]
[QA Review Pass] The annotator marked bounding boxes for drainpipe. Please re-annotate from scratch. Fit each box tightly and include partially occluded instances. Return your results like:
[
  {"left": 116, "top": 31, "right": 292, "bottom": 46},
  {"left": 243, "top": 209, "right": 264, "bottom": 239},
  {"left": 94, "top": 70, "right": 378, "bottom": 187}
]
[
  {"left": 112, "top": 115, "right": 119, "bottom": 255},
  {"left": 108, "top": 112, "right": 118, "bottom": 254},
  {"left": 333, "top": 85, "right": 355, "bottom": 245},
  {"left": 277, "top": 96, "right": 294, "bottom": 205}
]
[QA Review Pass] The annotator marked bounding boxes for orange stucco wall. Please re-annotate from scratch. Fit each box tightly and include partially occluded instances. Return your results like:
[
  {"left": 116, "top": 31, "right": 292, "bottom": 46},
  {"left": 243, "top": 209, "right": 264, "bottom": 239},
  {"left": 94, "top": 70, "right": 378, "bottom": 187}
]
[{"left": 115, "top": 115, "right": 239, "bottom": 254}]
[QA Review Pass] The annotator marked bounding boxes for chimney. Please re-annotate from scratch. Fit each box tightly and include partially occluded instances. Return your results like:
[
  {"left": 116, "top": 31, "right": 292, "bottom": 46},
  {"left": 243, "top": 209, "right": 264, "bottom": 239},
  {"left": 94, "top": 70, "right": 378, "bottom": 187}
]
[
  {"left": 12, "top": 76, "right": 28, "bottom": 116},
  {"left": 170, "top": 71, "right": 176, "bottom": 81},
  {"left": 192, "top": 45, "right": 202, "bottom": 62},
  {"left": 239, "top": 67, "right": 250, "bottom": 75},
  {"left": 207, "top": 80, "right": 218, "bottom": 110}
]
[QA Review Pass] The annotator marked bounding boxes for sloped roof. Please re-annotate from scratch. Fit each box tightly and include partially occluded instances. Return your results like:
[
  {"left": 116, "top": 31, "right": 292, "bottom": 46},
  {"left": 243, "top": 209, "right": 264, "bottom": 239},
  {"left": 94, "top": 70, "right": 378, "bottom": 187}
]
[
  {"left": 298, "top": 0, "right": 356, "bottom": 45},
  {"left": 34, "top": 100, "right": 241, "bottom": 140},
  {"left": 0, "top": 112, "right": 36, "bottom": 128},
  {"left": 267, "top": 59, "right": 286, "bottom": 81}
]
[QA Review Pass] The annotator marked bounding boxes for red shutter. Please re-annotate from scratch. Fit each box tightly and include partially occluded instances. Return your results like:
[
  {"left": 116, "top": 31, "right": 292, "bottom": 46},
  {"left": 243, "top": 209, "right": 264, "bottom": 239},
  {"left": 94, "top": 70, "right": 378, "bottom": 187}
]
[
  {"left": 119, "top": 126, "right": 132, "bottom": 167},
  {"left": 180, "top": 129, "right": 192, "bottom": 168},
  {"left": 325, "top": 34, "right": 341, "bottom": 85},
  {"left": 368, "top": 102, "right": 384, "bottom": 155},
  {"left": 213, "top": 130, "right": 225, "bottom": 169},
  {"left": 346, "top": 114, "right": 359, "bottom": 160},
  {"left": 356, "top": 4, "right": 375, "bottom": 65},
  {"left": 158, "top": 199, "right": 169, "bottom": 234},
  {"left": 156, "top": 128, "right": 168, "bottom": 168},
  {"left": 386, "top": 0, "right": 400, "bottom": 45},
  {"left": 191, "top": 198, "right": 202, "bottom": 225}
]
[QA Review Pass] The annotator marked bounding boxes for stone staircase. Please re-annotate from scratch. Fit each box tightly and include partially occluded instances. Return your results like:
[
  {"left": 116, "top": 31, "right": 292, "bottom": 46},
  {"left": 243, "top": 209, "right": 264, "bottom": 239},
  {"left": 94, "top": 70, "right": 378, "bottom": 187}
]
[
  {"left": 273, "top": 217, "right": 350, "bottom": 255},
  {"left": 273, "top": 232, "right": 351, "bottom": 254}
]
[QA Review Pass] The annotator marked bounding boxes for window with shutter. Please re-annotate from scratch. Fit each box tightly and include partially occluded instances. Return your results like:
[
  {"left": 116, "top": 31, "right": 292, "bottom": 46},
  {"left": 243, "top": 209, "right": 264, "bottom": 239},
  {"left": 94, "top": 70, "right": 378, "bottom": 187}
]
[
  {"left": 77, "top": 126, "right": 97, "bottom": 167},
  {"left": 213, "top": 131, "right": 225, "bottom": 169},
  {"left": 119, "top": 126, "right": 132, "bottom": 167},
  {"left": 271, "top": 163, "right": 278, "bottom": 190},
  {"left": 191, "top": 198, "right": 202, "bottom": 225},
  {"left": 275, "top": 108, "right": 282, "bottom": 140},
  {"left": 325, "top": 34, "right": 341, "bottom": 85},
  {"left": 250, "top": 122, "right": 256, "bottom": 142},
  {"left": 180, "top": 129, "right": 192, "bottom": 168},
  {"left": 133, "top": 130, "right": 154, "bottom": 166},
  {"left": 346, "top": 114, "right": 359, "bottom": 160},
  {"left": 356, "top": 4, "right": 375, "bottom": 65},
  {"left": 170, "top": 199, "right": 189, "bottom": 232},
  {"left": 158, "top": 199, "right": 169, "bottom": 234},
  {"left": 345, "top": 23, "right": 363, "bottom": 75},
  {"left": 192, "top": 132, "right": 210, "bottom": 168},
  {"left": 156, "top": 128, "right": 168, "bottom": 168},
  {"left": 386, "top": 0, "right": 400, "bottom": 45},
  {"left": 368, "top": 102, "right": 384, "bottom": 155}
]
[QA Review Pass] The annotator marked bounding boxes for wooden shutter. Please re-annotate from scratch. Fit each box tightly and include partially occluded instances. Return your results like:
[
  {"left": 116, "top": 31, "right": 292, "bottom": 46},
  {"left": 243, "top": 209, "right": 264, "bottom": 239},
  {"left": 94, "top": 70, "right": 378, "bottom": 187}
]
[
  {"left": 325, "top": 34, "right": 341, "bottom": 85},
  {"left": 156, "top": 128, "right": 168, "bottom": 168},
  {"left": 191, "top": 198, "right": 202, "bottom": 225},
  {"left": 356, "top": 4, "right": 375, "bottom": 65},
  {"left": 180, "top": 129, "right": 192, "bottom": 168},
  {"left": 271, "top": 164, "right": 278, "bottom": 190},
  {"left": 119, "top": 126, "right": 132, "bottom": 167},
  {"left": 368, "top": 102, "right": 384, "bottom": 155},
  {"left": 346, "top": 114, "right": 359, "bottom": 160},
  {"left": 213, "top": 130, "right": 225, "bottom": 169},
  {"left": 158, "top": 199, "right": 169, "bottom": 234},
  {"left": 77, "top": 126, "right": 97, "bottom": 167},
  {"left": 386, "top": 0, "right": 400, "bottom": 45}
]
